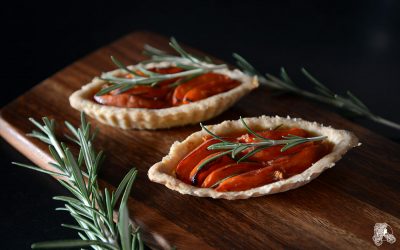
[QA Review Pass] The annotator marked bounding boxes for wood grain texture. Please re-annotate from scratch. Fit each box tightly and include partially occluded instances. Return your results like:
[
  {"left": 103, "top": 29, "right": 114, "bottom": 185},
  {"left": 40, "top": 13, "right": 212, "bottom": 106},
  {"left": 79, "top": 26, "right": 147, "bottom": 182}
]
[{"left": 1, "top": 31, "right": 399, "bottom": 249}]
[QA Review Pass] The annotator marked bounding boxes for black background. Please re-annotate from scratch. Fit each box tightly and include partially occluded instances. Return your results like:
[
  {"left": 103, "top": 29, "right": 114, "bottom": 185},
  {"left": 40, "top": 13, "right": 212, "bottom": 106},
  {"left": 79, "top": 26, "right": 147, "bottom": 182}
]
[{"left": 1, "top": 1, "right": 400, "bottom": 249}]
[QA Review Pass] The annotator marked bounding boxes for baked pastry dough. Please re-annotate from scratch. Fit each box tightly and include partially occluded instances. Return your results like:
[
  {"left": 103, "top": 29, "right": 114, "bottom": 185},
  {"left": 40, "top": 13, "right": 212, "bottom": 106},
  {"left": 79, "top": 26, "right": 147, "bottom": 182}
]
[
  {"left": 69, "top": 62, "right": 258, "bottom": 129},
  {"left": 148, "top": 115, "right": 359, "bottom": 199}
]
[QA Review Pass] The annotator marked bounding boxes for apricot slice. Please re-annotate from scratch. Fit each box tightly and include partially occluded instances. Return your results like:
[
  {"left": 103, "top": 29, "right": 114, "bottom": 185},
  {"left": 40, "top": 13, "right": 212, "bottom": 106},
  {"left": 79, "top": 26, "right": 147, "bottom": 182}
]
[
  {"left": 182, "top": 80, "right": 240, "bottom": 104},
  {"left": 201, "top": 162, "right": 264, "bottom": 188},
  {"left": 189, "top": 152, "right": 235, "bottom": 186},
  {"left": 174, "top": 138, "right": 218, "bottom": 184}
]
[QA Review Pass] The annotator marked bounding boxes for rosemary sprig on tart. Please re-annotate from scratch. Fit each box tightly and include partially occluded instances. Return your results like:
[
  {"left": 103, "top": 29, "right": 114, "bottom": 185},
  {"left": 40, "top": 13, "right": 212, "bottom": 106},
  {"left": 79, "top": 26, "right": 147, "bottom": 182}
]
[
  {"left": 97, "top": 38, "right": 228, "bottom": 96},
  {"left": 201, "top": 117, "right": 327, "bottom": 162},
  {"left": 233, "top": 53, "right": 400, "bottom": 131},
  {"left": 13, "top": 113, "right": 144, "bottom": 250}
]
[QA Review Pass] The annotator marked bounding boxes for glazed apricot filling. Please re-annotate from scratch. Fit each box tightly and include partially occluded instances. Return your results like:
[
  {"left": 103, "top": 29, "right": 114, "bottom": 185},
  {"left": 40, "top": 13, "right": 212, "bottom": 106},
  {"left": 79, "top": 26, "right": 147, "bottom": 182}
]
[
  {"left": 94, "top": 67, "right": 240, "bottom": 109},
  {"left": 174, "top": 127, "right": 332, "bottom": 192}
]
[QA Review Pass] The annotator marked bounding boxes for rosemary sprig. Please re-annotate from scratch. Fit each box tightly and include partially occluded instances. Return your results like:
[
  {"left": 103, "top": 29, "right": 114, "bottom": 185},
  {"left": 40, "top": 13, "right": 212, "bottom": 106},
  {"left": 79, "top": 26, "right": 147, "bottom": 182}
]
[
  {"left": 13, "top": 113, "right": 144, "bottom": 250},
  {"left": 195, "top": 117, "right": 326, "bottom": 176},
  {"left": 97, "top": 37, "right": 227, "bottom": 96},
  {"left": 233, "top": 53, "right": 400, "bottom": 131}
]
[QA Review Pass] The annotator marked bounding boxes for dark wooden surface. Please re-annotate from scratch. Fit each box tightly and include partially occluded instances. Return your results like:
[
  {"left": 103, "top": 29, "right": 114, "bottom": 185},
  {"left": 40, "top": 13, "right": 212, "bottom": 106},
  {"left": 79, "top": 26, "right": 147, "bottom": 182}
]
[{"left": 1, "top": 31, "right": 399, "bottom": 249}]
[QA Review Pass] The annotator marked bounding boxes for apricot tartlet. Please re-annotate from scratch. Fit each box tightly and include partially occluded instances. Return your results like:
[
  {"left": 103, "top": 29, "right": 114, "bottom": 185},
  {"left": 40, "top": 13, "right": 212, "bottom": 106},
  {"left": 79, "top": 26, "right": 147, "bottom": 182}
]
[
  {"left": 69, "top": 39, "right": 258, "bottom": 129},
  {"left": 148, "top": 116, "right": 359, "bottom": 199}
]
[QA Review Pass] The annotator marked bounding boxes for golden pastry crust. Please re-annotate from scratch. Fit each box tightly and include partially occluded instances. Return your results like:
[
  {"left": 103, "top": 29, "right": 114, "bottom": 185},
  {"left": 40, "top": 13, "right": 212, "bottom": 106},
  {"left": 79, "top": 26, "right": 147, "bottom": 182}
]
[
  {"left": 69, "top": 62, "right": 258, "bottom": 129},
  {"left": 148, "top": 115, "right": 359, "bottom": 200}
]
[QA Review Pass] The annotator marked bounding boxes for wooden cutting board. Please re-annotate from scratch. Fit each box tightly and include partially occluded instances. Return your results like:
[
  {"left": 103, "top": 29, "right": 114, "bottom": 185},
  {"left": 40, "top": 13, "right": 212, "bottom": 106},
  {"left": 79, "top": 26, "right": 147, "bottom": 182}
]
[{"left": 1, "top": 31, "right": 399, "bottom": 250}]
